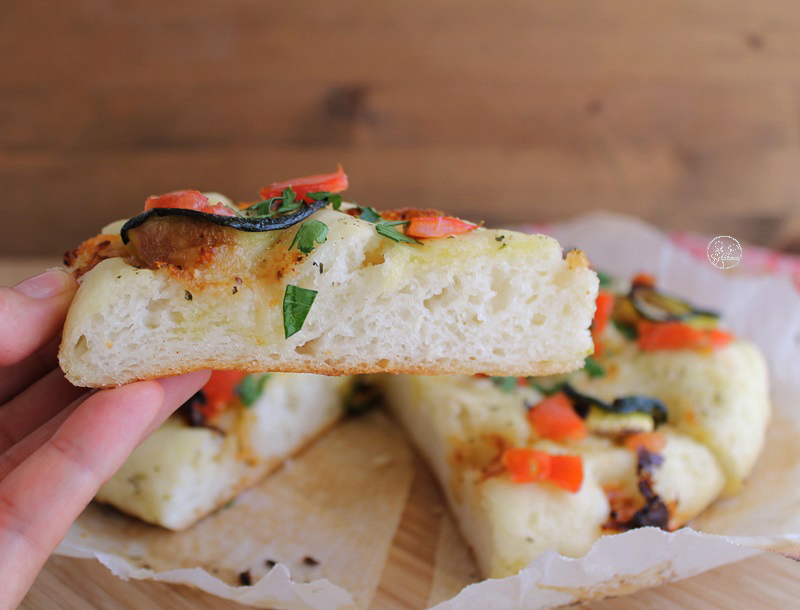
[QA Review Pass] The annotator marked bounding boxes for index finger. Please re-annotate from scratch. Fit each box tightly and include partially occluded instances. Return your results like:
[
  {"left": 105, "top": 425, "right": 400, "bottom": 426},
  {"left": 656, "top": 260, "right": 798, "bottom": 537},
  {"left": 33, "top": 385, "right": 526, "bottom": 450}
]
[{"left": 0, "top": 370, "right": 208, "bottom": 606}]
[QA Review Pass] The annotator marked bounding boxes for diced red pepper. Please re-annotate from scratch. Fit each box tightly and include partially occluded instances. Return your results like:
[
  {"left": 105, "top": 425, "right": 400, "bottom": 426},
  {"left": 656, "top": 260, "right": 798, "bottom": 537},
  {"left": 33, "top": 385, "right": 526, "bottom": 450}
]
[
  {"left": 259, "top": 166, "right": 349, "bottom": 202},
  {"left": 406, "top": 216, "right": 478, "bottom": 238},
  {"left": 144, "top": 190, "right": 237, "bottom": 217},
  {"left": 501, "top": 448, "right": 584, "bottom": 492},
  {"left": 637, "top": 321, "right": 733, "bottom": 351},
  {"left": 591, "top": 291, "right": 615, "bottom": 356},
  {"left": 195, "top": 371, "right": 248, "bottom": 420},
  {"left": 527, "top": 392, "right": 587, "bottom": 442},
  {"left": 592, "top": 292, "right": 615, "bottom": 337}
]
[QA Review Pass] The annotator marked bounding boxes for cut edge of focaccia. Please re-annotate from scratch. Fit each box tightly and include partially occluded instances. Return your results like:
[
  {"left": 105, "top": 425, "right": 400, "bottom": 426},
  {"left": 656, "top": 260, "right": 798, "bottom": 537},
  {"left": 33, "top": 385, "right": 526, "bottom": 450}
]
[
  {"left": 59, "top": 207, "right": 598, "bottom": 388},
  {"left": 94, "top": 373, "right": 351, "bottom": 530},
  {"left": 380, "top": 374, "right": 726, "bottom": 579}
]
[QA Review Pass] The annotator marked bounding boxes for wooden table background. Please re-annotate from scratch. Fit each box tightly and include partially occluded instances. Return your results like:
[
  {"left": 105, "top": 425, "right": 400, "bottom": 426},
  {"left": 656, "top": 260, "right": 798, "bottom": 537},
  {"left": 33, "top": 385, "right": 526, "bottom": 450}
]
[
  {"left": 3, "top": 1, "right": 800, "bottom": 257},
  {"left": 1, "top": 258, "right": 798, "bottom": 609}
]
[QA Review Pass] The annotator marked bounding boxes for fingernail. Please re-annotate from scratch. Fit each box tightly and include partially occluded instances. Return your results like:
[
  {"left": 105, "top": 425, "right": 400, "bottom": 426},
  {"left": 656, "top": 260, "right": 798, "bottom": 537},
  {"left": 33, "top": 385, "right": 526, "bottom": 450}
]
[{"left": 15, "top": 269, "right": 72, "bottom": 299}]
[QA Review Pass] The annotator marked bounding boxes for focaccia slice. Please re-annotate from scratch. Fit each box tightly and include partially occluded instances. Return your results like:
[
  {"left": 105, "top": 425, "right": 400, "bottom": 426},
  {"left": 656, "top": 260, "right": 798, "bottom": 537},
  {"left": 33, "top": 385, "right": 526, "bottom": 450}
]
[
  {"left": 381, "top": 374, "right": 724, "bottom": 579},
  {"left": 539, "top": 272, "right": 770, "bottom": 493},
  {"left": 95, "top": 372, "right": 351, "bottom": 530},
  {"left": 58, "top": 182, "right": 597, "bottom": 388}
]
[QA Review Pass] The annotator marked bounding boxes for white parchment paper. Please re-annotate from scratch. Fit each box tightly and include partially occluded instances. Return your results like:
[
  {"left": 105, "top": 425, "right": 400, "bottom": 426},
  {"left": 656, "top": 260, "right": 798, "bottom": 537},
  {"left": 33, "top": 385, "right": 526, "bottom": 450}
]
[
  {"left": 54, "top": 213, "right": 800, "bottom": 609},
  {"left": 56, "top": 411, "right": 414, "bottom": 610}
]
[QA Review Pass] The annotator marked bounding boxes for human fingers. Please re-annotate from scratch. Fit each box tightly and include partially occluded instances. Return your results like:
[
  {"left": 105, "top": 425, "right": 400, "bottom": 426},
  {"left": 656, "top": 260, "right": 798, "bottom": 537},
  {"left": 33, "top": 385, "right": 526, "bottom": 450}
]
[
  {"left": 0, "top": 392, "right": 86, "bottom": 480},
  {"left": 0, "top": 270, "right": 77, "bottom": 367},
  {"left": 0, "top": 336, "right": 61, "bottom": 405},
  {"left": 0, "top": 371, "right": 209, "bottom": 480},
  {"left": 0, "top": 371, "right": 207, "bottom": 606},
  {"left": 0, "top": 368, "right": 87, "bottom": 455}
]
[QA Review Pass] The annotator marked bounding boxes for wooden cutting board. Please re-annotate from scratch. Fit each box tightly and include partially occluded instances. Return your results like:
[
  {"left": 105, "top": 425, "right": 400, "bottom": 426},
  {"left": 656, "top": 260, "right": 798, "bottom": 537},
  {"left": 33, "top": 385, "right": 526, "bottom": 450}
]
[{"left": 3, "top": 259, "right": 799, "bottom": 610}]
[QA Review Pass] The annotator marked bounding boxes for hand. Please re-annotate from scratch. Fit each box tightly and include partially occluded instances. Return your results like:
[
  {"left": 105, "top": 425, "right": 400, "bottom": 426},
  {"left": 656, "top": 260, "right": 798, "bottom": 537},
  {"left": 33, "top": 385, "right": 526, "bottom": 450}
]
[{"left": 0, "top": 270, "right": 210, "bottom": 607}]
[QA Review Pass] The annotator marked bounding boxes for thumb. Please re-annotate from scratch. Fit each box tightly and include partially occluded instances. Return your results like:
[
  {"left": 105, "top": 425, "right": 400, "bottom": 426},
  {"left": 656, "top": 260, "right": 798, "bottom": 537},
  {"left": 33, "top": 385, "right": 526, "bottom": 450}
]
[{"left": 0, "top": 270, "right": 77, "bottom": 367}]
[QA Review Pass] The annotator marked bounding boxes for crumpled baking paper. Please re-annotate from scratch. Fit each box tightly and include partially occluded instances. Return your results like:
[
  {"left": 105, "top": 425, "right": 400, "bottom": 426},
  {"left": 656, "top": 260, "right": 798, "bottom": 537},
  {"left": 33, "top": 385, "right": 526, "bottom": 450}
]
[
  {"left": 54, "top": 212, "right": 800, "bottom": 609},
  {"left": 56, "top": 411, "right": 414, "bottom": 610}
]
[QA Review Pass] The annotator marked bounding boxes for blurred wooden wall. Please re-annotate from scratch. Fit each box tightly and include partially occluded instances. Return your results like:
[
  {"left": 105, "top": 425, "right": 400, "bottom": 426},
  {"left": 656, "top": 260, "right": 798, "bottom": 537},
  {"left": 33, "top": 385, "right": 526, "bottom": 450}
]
[{"left": 2, "top": 1, "right": 800, "bottom": 255}]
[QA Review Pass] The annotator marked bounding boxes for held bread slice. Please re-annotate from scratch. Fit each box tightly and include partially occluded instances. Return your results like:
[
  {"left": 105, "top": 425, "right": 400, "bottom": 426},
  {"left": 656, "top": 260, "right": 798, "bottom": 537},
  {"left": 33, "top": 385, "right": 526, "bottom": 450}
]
[{"left": 59, "top": 206, "right": 598, "bottom": 387}]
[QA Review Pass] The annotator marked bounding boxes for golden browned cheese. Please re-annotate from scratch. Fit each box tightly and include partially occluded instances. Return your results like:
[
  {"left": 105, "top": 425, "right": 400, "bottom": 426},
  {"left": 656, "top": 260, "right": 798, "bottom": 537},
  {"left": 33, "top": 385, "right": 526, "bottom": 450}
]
[
  {"left": 376, "top": 207, "right": 446, "bottom": 221},
  {"left": 64, "top": 216, "right": 310, "bottom": 296},
  {"left": 66, "top": 206, "right": 452, "bottom": 282},
  {"left": 64, "top": 234, "right": 130, "bottom": 279}
]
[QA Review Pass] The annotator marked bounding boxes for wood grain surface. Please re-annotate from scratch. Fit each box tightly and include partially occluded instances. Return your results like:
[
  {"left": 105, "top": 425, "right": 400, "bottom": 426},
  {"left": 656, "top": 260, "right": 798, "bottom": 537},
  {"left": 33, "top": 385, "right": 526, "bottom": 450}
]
[
  {"left": 3, "top": 1, "right": 800, "bottom": 256},
  {"left": 2, "top": 257, "right": 798, "bottom": 609}
]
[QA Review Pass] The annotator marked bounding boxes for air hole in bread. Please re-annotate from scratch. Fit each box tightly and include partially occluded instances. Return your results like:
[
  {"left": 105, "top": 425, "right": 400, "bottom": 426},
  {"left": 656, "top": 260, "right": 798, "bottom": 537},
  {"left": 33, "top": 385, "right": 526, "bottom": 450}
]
[
  {"left": 73, "top": 335, "right": 88, "bottom": 357},
  {"left": 294, "top": 338, "right": 319, "bottom": 356},
  {"left": 490, "top": 272, "right": 512, "bottom": 313},
  {"left": 361, "top": 245, "right": 385, "bottom": 267}
]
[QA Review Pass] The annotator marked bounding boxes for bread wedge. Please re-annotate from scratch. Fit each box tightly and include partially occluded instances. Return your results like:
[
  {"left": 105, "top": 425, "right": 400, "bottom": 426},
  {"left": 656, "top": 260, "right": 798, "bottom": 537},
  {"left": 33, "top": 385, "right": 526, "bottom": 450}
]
[
  {"left": 59, "top": 203, "right": 597, "bottom": 387},
  {"left": 95, "top": 372, "right": 351, "bottom": 530},
  {"left": 381, "top": 374, "right": 725, "bottom": 579}
]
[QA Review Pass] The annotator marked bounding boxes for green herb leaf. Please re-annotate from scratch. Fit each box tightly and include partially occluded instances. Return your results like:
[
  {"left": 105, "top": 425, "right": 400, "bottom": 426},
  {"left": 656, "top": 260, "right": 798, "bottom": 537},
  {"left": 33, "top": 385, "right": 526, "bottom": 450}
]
[
  {"left": 307, "top": 191, "right": 344, "bottom": 211},
  {"left": 242, "top": 197, "right": 277, "bottom": 217},
  {"left": 289, "top": 220, "right": 329, "bottom": 254},
  {"left": 283, "top": 284, "right": 318, "bottom": 338},
  {"left": 375, "top": 220, "right": 422, "bottom": 244},
  {"left": 612, "top": 319, "right": 638, "bottom": 340},
  {"left": 358, "top": 206, "right": 382, "bottom": 223},
  {"left": 596, "top": 269, "right": 613, "bottom": 287},
  {"left": 236, "top": 374, "right": 272, "bottom": 407},
  {"left": 584, "top": 356, "right": 606, "bottom": 378},
  {"left": 244, "top": 187, "right": 302, "bottom": 219},
  {"left": 490, "top": 376, "right": 518, "bottom": 393}
]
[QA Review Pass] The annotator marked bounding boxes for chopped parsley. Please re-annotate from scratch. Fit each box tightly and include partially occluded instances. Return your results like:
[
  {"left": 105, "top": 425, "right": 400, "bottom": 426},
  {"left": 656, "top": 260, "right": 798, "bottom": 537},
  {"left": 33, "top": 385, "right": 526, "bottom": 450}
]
[
  {"left": 237, "top": 374, "right": 272, "bottom": 406},
  {"left": 307, "top": 191, "right": 343, "bottom": 211},
  {"left": 490, "top": 376, "right": 518, "bottom": 393},
  {"left": 375, "top": 220, "right": 422, "bottom": 244},
  {"left": 596, "top": 269, "right": 613, "bottom": 287},
  {"left": 357, "top": 206, "right": 382, "bottom": 222},
  {"left": 283, "top": 284, "right": 318, "bottom": 338},
  {"left": 184, "top": 290, "right": 193, "bottom": 301},
  {"left": 584, "top": 356, "right": 606, "bottom": 378},
  {"left": 289, "top": 219, "right": 329, "bottom": 254},
  {"left": 244, "top": 187, "right": 303, "bottom": 218}
]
